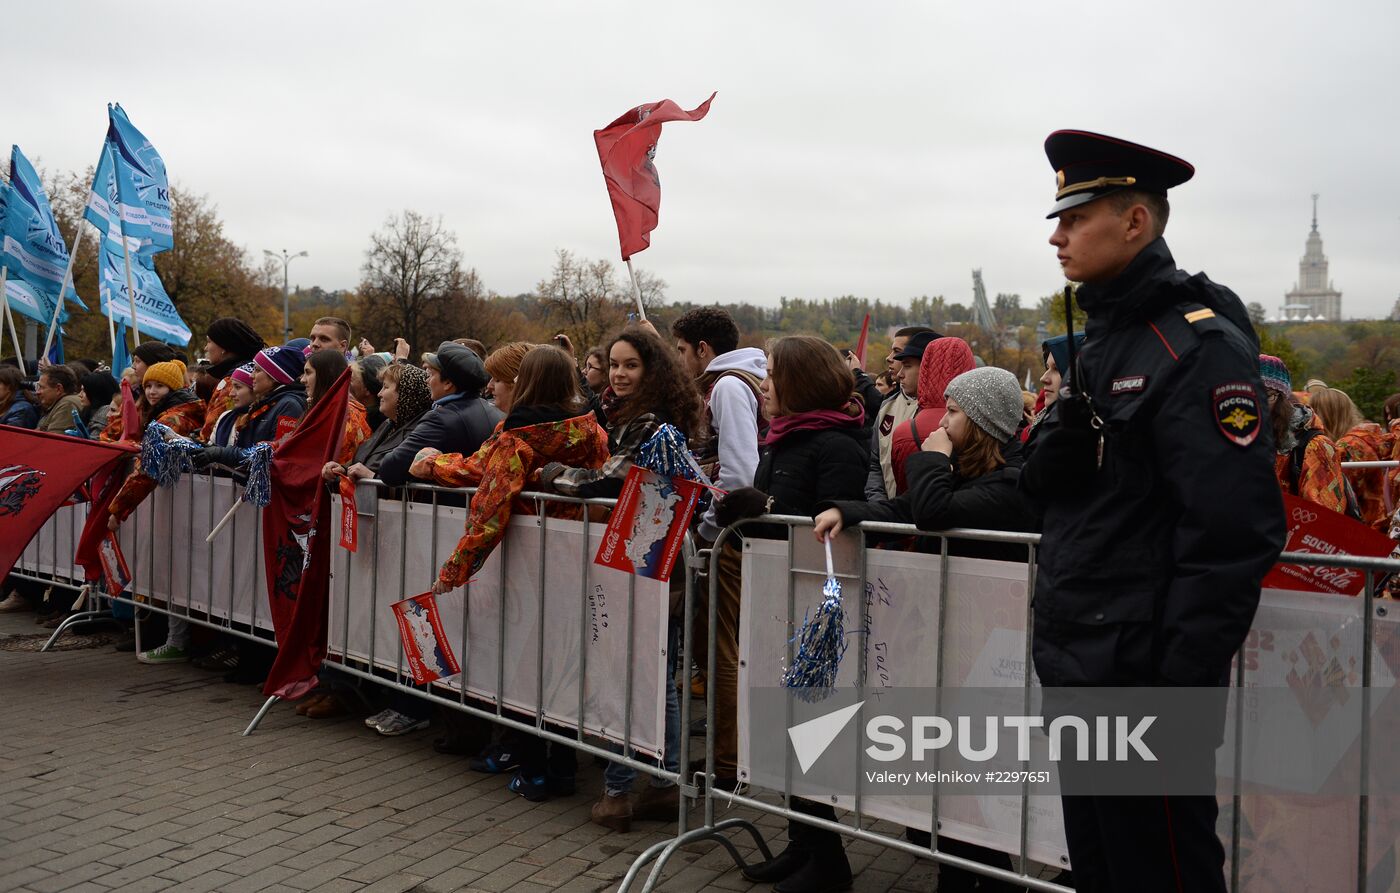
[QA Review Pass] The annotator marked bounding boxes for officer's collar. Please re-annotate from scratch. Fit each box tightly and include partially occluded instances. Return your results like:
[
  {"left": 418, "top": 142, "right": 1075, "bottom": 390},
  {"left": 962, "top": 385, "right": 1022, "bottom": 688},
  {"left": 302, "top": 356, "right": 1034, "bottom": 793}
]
[{"left": 1076, "top": 237, "right": 1177, "bottom": 329}]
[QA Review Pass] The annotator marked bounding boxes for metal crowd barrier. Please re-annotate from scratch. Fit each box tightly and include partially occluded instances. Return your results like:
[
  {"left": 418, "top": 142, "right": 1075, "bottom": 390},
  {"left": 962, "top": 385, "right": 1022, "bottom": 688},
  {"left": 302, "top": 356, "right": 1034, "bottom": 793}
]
[
  {"left": 11, "top": 476, "right": 1400, "bottom": 892},
  {"left": 620, "top": 514, "right": 1400, "bottom": 893}
]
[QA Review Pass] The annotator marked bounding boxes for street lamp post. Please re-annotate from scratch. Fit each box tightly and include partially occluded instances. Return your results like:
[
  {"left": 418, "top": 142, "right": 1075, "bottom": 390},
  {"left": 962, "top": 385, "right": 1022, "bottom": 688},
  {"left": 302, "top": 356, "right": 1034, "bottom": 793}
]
[{"left": 263, "top": 249, "right": 308, "bottom": 340}]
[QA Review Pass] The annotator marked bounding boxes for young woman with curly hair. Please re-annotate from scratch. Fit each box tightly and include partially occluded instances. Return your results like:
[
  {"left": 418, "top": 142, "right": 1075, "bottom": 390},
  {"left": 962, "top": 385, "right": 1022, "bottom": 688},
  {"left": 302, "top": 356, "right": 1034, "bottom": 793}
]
[{"left": 541, "top": 327, "right": 704, "bottom": 499}]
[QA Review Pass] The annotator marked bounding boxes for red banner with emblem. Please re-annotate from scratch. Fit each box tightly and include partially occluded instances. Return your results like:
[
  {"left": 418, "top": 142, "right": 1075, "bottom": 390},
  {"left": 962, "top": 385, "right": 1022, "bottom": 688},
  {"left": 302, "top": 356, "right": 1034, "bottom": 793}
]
[
  {"left": 594, "top": 93, "right": 715, "bottom": 260},
  {"left": 0, "top": 426, "right": 136, "bottom": 580},
  {"left": 1262, "top": 494, "right": 1397, "bottom": 596},
  {"left": 261, "top": 370, "right": 350, "bottom": 699}
]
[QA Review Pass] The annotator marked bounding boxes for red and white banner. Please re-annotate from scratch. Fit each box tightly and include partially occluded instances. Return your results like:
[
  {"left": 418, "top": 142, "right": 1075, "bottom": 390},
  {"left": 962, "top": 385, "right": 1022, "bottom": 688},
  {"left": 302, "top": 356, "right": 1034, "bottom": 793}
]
[
  {"left": 593, "top": 465, "right": 703, "bottom": 583},
  {"left": 1262, "top": 494, "right": 1396, "bottom": 596},
  {"left": 98, "top": 532, "right": 131, "bottom": 596},
  {"left": 0, "top": 425, "right": 135, "bottom": 580},
  {"left": 337, "top": 475, "right": 357, "bottom": 552},
  {"left": 390, "top": 592, "right": 461, "bottom": 685}
]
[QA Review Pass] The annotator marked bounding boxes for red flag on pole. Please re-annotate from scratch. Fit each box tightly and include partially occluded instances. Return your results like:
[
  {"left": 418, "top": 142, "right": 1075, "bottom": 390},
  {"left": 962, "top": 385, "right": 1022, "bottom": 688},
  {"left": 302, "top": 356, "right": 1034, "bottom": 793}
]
[
  {"left": 594, "top": 92, "right": 716, "bottom": 260},
  {"left": 119, "top": 377, "right": 141, "bottom": 441},
  {"left": 74, "top": 456, "right": 136, "bottom": 582},
  {"left": 854, "top": 313, "right": 871, "bottom": 367},
  {"left": 0, "top": 426, "right": 135, "bottom": 580},
  {"left": 261, "top": 369, "right": 351, "bottom": 699}
]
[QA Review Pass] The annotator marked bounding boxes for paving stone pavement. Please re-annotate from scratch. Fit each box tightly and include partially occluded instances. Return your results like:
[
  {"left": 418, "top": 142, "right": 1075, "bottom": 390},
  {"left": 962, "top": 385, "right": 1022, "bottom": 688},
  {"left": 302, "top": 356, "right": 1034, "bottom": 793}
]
[{"left": 0, "top": 610, "right": 955, "bottom": 892}]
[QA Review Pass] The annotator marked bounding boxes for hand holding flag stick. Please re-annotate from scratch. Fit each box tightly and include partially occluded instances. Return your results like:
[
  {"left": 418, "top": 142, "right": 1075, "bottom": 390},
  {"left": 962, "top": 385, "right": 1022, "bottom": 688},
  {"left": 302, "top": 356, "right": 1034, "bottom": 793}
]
[{"left": 594, "top": 92, "right": 716, "bottom": 321}]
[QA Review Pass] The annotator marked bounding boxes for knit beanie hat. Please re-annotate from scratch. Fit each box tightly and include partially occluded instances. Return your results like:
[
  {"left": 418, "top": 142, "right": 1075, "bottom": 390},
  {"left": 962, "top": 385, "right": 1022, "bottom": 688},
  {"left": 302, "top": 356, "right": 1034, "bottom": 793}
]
[
  {"left": 1042, "top": 332, "right": 1086, "bottom": 378},
  {"left": 943, "top": 367, "right": 1024, "bottom": 443},
  {"left": 1258, "top": 354, "right": 1292, "bottom": 397},
  {"left": 285, "top": 337, "right": 312, "bottom": 357},
  {"left": 143, "top": 359, "right": 187, "bottom": 392},
  {"left": 230, "top": 362, "right": 256, "bottom": 389},
  {"left": 80, "top": 370, "right": 119, "bottom": 409},
  {"left": 255, "top": 345, "right": 306, "bottom": 385},
  {"left": 206, "top": 318, "right": 266, "bottom": 359},
  {"left": 132, "top": 341, "right": 177, "bottom": 368}
]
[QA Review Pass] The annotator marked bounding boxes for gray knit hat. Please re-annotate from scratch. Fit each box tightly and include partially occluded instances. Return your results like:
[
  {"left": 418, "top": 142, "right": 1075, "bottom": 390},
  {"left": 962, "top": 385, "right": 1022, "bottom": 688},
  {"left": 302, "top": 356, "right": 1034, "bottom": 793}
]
[{"left": 944, "top": 367, "right": 1023, "bottom": 443}]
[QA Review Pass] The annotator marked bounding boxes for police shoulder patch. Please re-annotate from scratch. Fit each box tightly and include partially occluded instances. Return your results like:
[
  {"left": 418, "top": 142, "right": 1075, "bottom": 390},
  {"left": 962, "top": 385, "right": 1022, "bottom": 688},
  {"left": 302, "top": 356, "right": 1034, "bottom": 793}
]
[{"left": 1211, "top": 382, "right": 1261, "bottom": 447}]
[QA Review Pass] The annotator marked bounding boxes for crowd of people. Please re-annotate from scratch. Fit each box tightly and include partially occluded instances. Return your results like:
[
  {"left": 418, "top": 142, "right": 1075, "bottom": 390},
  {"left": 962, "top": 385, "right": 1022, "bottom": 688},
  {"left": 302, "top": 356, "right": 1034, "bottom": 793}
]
[{"left": 3, "top": 301, "right": 1400, "bottom": 893}]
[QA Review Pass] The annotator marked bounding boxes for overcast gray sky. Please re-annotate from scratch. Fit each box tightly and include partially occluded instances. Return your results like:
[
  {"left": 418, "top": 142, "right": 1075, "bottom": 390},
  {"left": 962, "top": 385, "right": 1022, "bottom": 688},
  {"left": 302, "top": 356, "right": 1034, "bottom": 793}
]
[{"left": 6, "top": 1, "right": 1398, "bottom": 319}]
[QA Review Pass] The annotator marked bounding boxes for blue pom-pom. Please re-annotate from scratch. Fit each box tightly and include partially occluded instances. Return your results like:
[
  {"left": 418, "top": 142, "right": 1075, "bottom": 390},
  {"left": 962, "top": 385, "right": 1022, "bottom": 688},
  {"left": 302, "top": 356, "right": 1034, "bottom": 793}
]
[
  {"left": 139, "top": 422, "right": 202, "bottom": 488},
  {"left": 637, "top": 423, "right": 712, "bottom": 486},
  {"left": 781, "top": 575, "right": 848, "bottom": 703},
  {"left": 240, "top": 442, "right": 273, "bottom": 507}
]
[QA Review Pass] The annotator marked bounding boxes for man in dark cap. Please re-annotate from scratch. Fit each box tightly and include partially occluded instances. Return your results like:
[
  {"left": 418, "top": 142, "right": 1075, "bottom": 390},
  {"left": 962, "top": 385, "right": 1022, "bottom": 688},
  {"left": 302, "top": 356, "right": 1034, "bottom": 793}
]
[
  {"left": 200, "top": 317, "right": 266, "bottom": 442},
  {"left": 376, "top": 342, "right": 501, "bottom": 486},
  {"left": 864, "top": 326, "right": 939, "bottom": 500},
  {"left": 1021, "top": 131, "right": 1286, "bottom": 891}
]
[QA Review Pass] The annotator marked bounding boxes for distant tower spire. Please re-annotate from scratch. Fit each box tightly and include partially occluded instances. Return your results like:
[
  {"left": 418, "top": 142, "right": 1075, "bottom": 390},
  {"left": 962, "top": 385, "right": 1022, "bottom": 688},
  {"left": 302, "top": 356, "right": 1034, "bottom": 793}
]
[{"left": 1311, "top": 193, "right": 1318, "bottom": 233}]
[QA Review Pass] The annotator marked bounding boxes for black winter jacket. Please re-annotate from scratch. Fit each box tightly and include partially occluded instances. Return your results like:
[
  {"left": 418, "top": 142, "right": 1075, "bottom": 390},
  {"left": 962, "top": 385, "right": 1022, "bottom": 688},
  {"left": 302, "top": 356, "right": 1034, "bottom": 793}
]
[
  {"left": 747, "top": 425, "right": 869, "bottom": 539},
  {"left": 351, "top": 408, "right": 429, "bottom": 475},
  {"left": 377, "top": 394, "right": 502, "bottom": 486},
  {"left": 820, "top": 440, "right": 1037, "bottom": 562},
  {"left": 236, "top": 385, "right": 306, "bottom": 448}
]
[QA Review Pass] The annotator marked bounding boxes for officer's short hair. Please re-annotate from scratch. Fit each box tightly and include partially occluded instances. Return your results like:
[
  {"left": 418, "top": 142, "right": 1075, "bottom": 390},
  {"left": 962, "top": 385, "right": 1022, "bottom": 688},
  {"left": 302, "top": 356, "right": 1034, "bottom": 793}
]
[{"left": 1110, "top": 190, "right": 1170, "bottom": 236}]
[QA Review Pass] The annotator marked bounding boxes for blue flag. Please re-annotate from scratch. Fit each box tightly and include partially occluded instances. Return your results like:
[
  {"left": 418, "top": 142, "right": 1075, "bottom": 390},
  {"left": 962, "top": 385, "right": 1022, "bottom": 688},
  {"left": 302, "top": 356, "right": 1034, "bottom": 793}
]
[
  {"left": 2, "top": 273, "right": 56, "bottom": 325},
  {"left": 111, "top": 321, "right": 130, "bottom": 378},
  {"left": 98, "top": 245, "right": 189, "bottom": 346},
  {"left": 0, "top": 148, "right": 85, "bottom": 310},
  {"left": 104, "top": 104, "right": 172, "bottom": 257}
]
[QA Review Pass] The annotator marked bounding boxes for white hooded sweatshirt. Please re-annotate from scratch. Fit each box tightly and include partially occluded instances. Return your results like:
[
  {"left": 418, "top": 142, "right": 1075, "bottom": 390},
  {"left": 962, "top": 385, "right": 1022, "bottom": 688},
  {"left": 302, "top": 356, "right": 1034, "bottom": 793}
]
[{"left": 697, "top": 347, "right": 768, "bottom": 542}]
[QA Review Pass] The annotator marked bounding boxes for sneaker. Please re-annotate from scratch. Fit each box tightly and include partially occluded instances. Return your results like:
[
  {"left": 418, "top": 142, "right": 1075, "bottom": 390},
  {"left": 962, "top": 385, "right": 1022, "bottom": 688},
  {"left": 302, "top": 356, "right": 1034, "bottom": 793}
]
[
  {"left": 508, "top": 770, "right": 550, "bottom": 802},
  {"left": 374, "top": 711, "right": 429, "bottom": 736},
  {"left": 0, "top": 592, "right": 27, "bottom": 613},
  {"left": 137, "top": 643, "right": 189, "bottom": 664},
  {"left": 363, "top": 708, "right": 396, "bottom": 730},
  {"left": 469, "top": 743, "right": 522, "bottom": 774}
]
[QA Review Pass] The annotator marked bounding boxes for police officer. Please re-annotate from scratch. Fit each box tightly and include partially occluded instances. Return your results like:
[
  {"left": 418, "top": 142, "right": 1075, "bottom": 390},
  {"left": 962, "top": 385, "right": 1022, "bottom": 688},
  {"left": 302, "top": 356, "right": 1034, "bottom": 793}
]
[{"left": 1021, "top": 131, "right": 1286, "bottom": 891}]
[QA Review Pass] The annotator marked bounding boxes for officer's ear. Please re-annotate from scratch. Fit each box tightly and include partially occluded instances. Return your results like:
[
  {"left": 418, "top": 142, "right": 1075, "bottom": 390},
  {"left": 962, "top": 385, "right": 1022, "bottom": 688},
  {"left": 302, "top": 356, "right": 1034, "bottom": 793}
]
[{"left": 1121, "top": 202, "right": 1155, "bottom": 244}]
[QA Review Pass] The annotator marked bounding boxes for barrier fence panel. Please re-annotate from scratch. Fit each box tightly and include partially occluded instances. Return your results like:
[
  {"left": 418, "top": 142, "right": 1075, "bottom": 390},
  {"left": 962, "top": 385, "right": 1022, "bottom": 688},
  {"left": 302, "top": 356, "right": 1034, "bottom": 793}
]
[
  {"left": 326, "top": 481, "right": 671, "bottom": 757},
  {"left": 622, "top": 515, "right": 1400, "bottom": 893}
]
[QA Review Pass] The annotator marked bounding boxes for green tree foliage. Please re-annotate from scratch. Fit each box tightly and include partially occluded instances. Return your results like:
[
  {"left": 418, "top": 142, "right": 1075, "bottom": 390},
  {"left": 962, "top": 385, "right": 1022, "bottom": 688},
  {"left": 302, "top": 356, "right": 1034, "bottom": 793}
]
[
  {"left": 1332, "top": 367, "right": 1397, "bottom": 423},
  {"left": 1258, "top": 327, "right": 1307, "bottom": 381}
]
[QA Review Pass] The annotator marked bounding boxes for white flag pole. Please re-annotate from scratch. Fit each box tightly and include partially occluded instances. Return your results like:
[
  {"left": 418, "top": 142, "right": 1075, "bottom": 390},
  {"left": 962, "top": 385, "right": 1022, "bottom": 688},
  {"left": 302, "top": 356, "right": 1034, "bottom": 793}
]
[
  {"left": 39, "top": 233, "right": 81, "bottom": 362},
  {"left": 104, "top": 277, "right": 117, "bottom": 365},
  {"left": 624, "top": 257, "right": 646, "bottom": 322},
  {"left": 0, "top": 266, "right": 26, "bottom": 376},
  {"left": 119, "top": 236, "right": 141, "bottom": 352}
]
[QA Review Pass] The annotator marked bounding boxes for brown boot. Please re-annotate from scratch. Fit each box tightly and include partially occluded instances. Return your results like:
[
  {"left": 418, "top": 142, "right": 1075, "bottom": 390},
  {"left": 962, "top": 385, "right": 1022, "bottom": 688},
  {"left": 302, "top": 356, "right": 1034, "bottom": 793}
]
[
  {"left": 305, "top": 693, "right": 348, "bottom": 718},
  {"left": 296, "top": 693, "right": 329, "bottom": 716},
  {"left": 632, "top": 784, "right": 680, "bottom": 822},
  {"left": 589, "top": 791, "right": 633, "bottom": 832}
]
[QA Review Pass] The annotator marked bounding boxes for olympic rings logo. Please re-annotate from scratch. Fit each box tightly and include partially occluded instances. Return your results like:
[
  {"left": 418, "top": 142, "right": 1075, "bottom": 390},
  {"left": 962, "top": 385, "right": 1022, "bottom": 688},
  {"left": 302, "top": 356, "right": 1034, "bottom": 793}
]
[{"left": 1292, "top": 507, "right": 1318, "bottom": 524}]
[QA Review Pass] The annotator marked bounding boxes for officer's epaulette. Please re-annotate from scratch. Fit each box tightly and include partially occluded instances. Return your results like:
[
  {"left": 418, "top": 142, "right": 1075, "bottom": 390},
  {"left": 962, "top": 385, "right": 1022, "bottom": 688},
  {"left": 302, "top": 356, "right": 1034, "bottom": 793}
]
[{"left": 1146, "top": 302, "right": 1220, "bottom": 362}]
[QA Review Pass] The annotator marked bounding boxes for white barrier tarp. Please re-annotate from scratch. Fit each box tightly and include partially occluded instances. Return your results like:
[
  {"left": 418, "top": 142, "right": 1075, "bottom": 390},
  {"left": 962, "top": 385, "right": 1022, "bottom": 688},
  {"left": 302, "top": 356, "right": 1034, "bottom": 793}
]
[
  {"left": 326, "top": 496, "right": 669, "bottom": 758},
  {"left": 738, "top": 533, "right": 1400, "bottom": 886}
]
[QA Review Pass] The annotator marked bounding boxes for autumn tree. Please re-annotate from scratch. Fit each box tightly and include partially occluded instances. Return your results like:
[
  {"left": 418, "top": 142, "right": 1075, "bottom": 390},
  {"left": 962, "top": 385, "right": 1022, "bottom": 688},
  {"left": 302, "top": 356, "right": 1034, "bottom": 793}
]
[
  {"left": 356, "top": 211, "right": 481, "bottom": 354},
  {"left": 536, "top": 249, "right": 628, "bottom": 349}
]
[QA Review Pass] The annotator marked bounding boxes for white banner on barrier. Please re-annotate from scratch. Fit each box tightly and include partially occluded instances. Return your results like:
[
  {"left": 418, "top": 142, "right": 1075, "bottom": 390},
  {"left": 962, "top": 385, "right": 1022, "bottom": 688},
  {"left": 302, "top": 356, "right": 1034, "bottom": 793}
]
[
  {"left": 737, "top": 534, "right": 1068, "bottom": 868},
  {"left": 326, "top": 495, "right": 669, "bottom": 758}
]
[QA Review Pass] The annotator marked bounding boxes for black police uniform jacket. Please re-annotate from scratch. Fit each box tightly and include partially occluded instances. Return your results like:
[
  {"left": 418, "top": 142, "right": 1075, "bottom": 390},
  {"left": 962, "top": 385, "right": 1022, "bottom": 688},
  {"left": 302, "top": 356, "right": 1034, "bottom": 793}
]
[{"left": 1022, "top": 238, "right": 1285, "bottom": 688}]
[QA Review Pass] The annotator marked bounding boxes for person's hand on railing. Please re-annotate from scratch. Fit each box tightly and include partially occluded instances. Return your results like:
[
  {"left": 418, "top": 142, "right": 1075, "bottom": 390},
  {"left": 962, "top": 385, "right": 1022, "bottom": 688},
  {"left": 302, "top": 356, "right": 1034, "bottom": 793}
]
[
  {"left": 409, "top": 447, "right": 443, "bottom": 480},
  {"left": 813, "top": 508, "right": 844, "bottom": 542},
  {"left": 106, "top": 515, "right": 120, "bottom": 532},
  {"left": 345, "top": 463, "right": 374, "bottom": 482},
  {"left": 192, "top": 445, "right": 245, "bottom": 471},
  {"left": 715, "top": 486, "right": 773, "bottom": 529},
  {"left": 322, "top": 461, "right": 344, "bottom": 483}
]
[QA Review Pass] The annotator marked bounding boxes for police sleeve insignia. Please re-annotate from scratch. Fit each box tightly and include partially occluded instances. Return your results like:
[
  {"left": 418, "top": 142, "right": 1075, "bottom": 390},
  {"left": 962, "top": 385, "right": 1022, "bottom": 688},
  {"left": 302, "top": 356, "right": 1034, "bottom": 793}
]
[{"left": 1211, "top": 382, "right": 1261, "bottom": 447}]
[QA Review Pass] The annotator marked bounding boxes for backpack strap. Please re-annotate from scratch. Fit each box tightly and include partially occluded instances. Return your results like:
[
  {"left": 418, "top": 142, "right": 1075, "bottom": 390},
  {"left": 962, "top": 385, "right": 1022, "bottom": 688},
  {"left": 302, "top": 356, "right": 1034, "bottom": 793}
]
[
  {"left": 1288, "top": 428, "right": 1322, "bottom": 495},
  {"left": 907, "top": 417, "right": 921, "bottom": 444}
]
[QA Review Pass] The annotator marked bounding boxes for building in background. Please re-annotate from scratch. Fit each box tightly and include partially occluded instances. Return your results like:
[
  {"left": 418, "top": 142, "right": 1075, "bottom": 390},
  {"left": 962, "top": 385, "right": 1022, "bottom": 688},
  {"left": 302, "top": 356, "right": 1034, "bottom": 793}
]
[{"left": 1277, "top": 194, "right": 1342, "bottom": 321}]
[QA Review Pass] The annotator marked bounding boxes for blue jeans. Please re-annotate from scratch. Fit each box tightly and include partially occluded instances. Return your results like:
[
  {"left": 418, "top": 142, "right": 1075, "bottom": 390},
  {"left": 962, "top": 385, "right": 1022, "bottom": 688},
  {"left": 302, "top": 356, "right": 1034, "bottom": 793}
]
[{"left": 603, "top": 623, "right": 682, "bottom": 796}]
